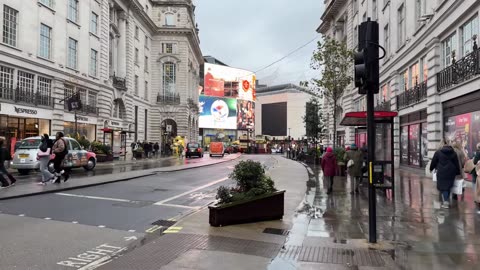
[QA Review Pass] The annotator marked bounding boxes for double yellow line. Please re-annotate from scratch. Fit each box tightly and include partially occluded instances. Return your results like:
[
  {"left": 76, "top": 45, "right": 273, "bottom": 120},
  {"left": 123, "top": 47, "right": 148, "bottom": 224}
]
[{"left": 145, "top": 218, "right": 182, "bottom": 234}]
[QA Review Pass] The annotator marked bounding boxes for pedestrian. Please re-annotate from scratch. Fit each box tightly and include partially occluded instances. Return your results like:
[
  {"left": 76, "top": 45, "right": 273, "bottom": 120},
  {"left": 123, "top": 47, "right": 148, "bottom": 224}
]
[
  {"left": 321, "top": 147, "right": 337, "bottom": 194},
  {"left": 430, "top": 142, "right": 460, "bottom": 209},
  {"left": 143, "top": 141, "right": 148, "bottom": 158},
  {"left": 452, "top": 141, "right": 467, "bottom": 200},
  {"left": 344, "top": 144, "right": 364, "bottom": 195},
  {"left": 0, "top": 138, "right": 15, "bottom": 188},
  {"left": 51, "top": 132, "right": 70, "bottom": 183},
  {"left": 154, "top": 142, "right": 160, "bottom": 158},
  {"left": 471, "top": 143, "right": 480, "bottom": 209},
  {"left": 37, "top": 134, "right": 54, "bottom": 185}
]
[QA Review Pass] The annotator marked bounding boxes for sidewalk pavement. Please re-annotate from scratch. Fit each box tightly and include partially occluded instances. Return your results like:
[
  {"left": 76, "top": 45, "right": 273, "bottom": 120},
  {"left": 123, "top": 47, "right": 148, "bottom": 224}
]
[
  {"left": 0, "top": 153, "right": 241, "bottom": 200},
  {"left": 100, "top": 157, "right": 480, "bottom": 270}
]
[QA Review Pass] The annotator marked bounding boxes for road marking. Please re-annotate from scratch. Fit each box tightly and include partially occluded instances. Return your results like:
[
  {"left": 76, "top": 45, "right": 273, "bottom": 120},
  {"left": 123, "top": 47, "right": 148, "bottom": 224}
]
[
  {"left": 157, "top": 203, "right": 200, "bottom": 209},
  {"left": 163, "top": 226, "right": 182, "bottom": 234},
  {"left": 145, "top": 225, "right": 163, "bottom": 233},
  {"left": 18, "top": 214, "right": 25, "bottom": 217},
  {"left": 44, "top": 217, "right": 51, "bottom": 220},
  {"left": 72, "top": 221, "right": 78, "bottom": 224},
  {"left": 56, "top": 193, "right": 137, "bottom": 203},
  {"left": 167, "top": 218, "right": 175, "bottom": 221},
  {"left": 128, "top": 229, "right": 136, "bottom": 233},
  {"left": 57, "top": 244, "right": 125, "bottom": 269},
  {"left": 153, "top": 177, "right": 228, "bottom": 205},
  {"left": 124, "top": 236, "right": 137, "bottom": 241},
  {"left": 98, "top": 225, "right": 106, "bottom": 228}
]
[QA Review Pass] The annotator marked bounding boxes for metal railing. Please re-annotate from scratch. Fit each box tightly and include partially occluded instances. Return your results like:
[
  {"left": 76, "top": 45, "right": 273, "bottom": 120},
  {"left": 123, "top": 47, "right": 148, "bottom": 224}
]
[
  {"left": 157, "top": 93, "right": 180, "bottom": 105},
  {"left": 375, "top": 100, "right": 391, "bottom": 111},
  {"left": 396, "top": 81, "right": 427, "bottom": 110},
  {"left": 437, "top": 42, "right": 480, "bottom": 92},
  {"left": 0, "top": 87, "right": 54, "bottom": 107},
  {"left": 63, "top": 102, "right": 99, "bottom": 115},
  {"left": 112, "top": 74, "right": 127, "bottom": 90}
]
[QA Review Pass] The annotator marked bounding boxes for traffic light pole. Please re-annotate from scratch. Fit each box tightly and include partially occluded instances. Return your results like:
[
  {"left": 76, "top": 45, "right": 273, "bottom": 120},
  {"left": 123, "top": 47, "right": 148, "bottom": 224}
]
[{"left": 366, "top": 81, "right": 377, "bottom": 244}]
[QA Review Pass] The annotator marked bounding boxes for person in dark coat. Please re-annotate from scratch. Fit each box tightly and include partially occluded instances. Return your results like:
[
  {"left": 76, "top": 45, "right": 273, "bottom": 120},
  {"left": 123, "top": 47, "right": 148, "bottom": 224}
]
[
  {"left": 344, "top": 144, "right": 364, "bottom": 194},
  {"left": 321, "top": 147, "right": 337, "bottom": 194},
  {"left": 471, "top": 143, "right": 480, "bottom": 208},
  {"left": 154, "top": 142, "right": 160, "bottom": 158},
  {"left": 0, "top": 138, "right": 15, "bottom": 188},
  {"left": 430, "top": 143, "right": 460, "bottom": 209}
]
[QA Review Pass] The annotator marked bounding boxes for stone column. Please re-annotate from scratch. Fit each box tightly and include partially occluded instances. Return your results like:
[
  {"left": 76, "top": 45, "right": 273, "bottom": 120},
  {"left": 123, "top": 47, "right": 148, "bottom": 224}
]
[
  {"left": 117, "top": 12, "right": 127, "bottom": 78},
  {"left": 425, "top": 37, "right": 442, "bottom": 160}
]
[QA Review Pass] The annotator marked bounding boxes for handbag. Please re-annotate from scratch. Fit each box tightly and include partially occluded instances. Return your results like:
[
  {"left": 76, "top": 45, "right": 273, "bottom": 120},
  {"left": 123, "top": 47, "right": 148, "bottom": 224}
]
[
  {"left": 425, "top": 160, "right": 432, "bottom": 177},
  {"left": 451, "top": 179, "right": 464, "bottom": 195},
  {"left": 464, "top": 159, "right": 475, "bottom": 173},
  {"left": 432, "top": 170, "right": 437, "bottom": 182},
  {"left": 347, "top": 159, "right": 354, "bottom": 167}
]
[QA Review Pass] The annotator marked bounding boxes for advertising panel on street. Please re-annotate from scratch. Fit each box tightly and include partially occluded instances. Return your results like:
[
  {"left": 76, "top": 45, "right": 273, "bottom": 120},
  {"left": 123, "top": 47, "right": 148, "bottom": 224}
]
[
  {"left": 236, "top": 99, "right": 255, "bottom": 130},
  {"left": 202, "top": 63, "right": 256, "bottom": 101},
  {"left": 199, "top": 95, "right": 237, "bottom": 129}
]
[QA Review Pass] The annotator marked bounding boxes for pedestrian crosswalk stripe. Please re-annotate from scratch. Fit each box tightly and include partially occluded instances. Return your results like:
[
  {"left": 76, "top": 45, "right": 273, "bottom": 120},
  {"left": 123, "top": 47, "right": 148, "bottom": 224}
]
[
  {"left": 163, "top": 226, "right": 182, "bottom": 234},
  {"left": 167, "top": 218, "right": 176, "bottom": 221},
  {"left": 145, "top": 225, "right": 163, "bottom": 233}
]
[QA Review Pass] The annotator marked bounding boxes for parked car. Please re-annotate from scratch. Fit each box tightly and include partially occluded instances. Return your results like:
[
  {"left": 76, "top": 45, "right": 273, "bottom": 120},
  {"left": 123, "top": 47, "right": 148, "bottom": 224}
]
[
  {"left": 209, "top": 142, "right": 225, "bottom": 157},
  {"left": 223, "top": 143, "right": 234, "bottom": 154},
  {"left": 186, "top": 142, "right": 203, "bottom": 158},
  {"left": 11, "top": 136, "right": 97, "bottom": 175}
]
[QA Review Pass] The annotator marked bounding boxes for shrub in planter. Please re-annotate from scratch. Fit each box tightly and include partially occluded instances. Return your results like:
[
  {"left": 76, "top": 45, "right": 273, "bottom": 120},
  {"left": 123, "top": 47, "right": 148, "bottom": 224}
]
[{"left": 210, "top": 160, "right": 284, "bottom": 227}]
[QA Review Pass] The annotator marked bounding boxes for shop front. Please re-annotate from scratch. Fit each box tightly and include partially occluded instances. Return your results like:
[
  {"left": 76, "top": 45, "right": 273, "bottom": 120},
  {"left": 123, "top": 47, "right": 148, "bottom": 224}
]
[
  {"left": 443, "top": 90, "right": 480, "bottom": 158},
  {"left": 63, "top": 113, "right": 97, "bottom": 141},
  {"left": 399, "top": 110, "right": 428, "bottom": 168},
  {"left": 200, "top": 128, "right": 237, "bottom": 148},
  {"left": 0, "top": 103, "right": 52, "bottom": 155},
  {"left": 101, "top": 120, "right": 133, "bottom": 160}
]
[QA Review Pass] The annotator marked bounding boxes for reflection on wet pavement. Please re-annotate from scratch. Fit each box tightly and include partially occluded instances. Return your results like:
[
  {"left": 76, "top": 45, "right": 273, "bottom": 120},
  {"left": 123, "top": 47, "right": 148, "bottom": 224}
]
[{"left": 275, "top": 164, "right": 480, "bottom": 269}]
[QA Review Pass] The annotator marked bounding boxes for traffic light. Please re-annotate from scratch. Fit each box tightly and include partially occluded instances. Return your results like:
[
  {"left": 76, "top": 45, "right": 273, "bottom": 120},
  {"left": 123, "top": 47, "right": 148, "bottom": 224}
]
[{"left": 354, "top": 19, "right": 379, "bottom": 95}]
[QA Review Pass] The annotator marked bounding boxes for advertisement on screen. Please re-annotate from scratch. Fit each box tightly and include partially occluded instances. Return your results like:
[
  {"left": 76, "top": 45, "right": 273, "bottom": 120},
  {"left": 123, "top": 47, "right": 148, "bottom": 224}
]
[
  {"left": 202, "top": 63, "right": 256, "bottom": 101},
  {"left": 236, "top": 99, "right": 255, "bottom": 130},
  {"left": 199, "top": 95, "right": 237, "bottom": 129}
]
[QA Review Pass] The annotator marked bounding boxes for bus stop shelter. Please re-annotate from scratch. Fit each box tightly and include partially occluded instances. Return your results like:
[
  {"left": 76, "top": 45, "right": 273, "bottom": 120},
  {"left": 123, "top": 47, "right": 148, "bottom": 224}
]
[{"left": 340, "top": 111, "right": 398, "bottom": 197}]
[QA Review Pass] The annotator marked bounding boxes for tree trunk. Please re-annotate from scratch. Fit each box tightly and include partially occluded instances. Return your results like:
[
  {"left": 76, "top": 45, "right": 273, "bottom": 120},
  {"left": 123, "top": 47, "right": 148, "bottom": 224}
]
[{"left": 333, "top": 101, "right": 337, "bottom": 149}]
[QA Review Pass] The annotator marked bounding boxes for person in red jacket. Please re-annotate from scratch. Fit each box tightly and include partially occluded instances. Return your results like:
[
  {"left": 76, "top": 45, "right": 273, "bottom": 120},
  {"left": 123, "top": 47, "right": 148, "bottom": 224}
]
[{"left": 321, "top": 147, "right": 337, "bottom": 194}]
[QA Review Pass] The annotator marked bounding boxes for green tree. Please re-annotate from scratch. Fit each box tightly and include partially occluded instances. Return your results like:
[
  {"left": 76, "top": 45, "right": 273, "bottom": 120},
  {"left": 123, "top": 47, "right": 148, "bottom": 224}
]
[
  {"left": 303, "top": 97, "right": 325, "bottom": 143},
  {"left": 305, "top": 37, "right": 353, "bottom": 148}
]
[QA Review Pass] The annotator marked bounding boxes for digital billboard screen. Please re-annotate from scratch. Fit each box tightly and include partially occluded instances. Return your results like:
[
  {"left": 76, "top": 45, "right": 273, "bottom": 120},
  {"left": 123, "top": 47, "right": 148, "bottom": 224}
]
[
  {"left": 199, "top": 95, "right": 237, "bottom": 129},
  {"left": 203, "top": 63, "right": 256, "bottom": 101},
  {"left": 237, "top": 99, "right": 255, "bottom": 130},
  {"left": 262, "top": 102, "right": 287, "bottom": 136}
]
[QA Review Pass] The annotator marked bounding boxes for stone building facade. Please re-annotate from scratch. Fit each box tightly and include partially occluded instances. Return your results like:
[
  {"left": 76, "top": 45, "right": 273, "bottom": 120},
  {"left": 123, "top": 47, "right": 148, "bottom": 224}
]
[
  {"left": 0, "top": 0, "right": 202, "bottom": 157},
  {"left": 318, "top": 0, "right": 480, "bottom": 168}
]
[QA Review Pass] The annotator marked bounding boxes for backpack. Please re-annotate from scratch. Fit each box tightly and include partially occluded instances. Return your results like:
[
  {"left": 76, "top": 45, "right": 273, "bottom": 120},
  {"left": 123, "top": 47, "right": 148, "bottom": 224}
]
[{"left": 39, "top": 141, "right": 48, "bottom": 152}]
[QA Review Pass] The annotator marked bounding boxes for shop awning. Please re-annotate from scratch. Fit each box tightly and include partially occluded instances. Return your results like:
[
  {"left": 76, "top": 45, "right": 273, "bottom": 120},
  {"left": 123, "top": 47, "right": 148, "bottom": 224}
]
[{"left": 340, "top": 111, "right": 398, "bottom": 126}]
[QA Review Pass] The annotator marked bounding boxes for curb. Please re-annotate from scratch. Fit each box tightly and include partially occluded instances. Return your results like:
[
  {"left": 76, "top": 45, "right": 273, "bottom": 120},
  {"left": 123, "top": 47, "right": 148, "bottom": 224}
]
[{"left": 0, "top": 154, "right": 242, "bottom": 201}]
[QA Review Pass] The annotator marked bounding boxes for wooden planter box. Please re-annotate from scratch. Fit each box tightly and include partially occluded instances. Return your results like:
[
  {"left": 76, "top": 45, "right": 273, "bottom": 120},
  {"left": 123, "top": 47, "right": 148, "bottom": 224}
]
[
  {"left": 209, "top": 190, "right": 285, "bottom": 227},
  {"left": 96, "top": 154, "right": 114, "bottom": 163}
]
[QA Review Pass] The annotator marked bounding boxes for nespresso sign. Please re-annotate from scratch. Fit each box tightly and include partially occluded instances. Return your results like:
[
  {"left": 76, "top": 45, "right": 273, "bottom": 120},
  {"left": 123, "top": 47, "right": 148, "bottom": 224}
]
[{"left": 14, "top": 106, "right": 37, "bottom": 115}]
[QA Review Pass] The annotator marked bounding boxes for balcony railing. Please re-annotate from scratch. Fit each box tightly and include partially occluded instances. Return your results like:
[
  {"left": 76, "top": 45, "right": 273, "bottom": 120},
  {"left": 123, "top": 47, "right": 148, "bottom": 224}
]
[
  {"left": 0, "top": 87, "right": 54, "bottom": 107},
  {"left": 375, "top": 100, "right": 391, "bottom": 111},
  {"left": 112, "top": 74, "right": 127, "bottom": 91},
  {"left": 437, "top": 41, "right": 480, "bottom": 92},
  {"left": 64, "top": 102, "right": 99, "bottom": 115},
  {"left": 396, "top": 81, "right": 427, "bottom": 110},
  {"left": 157, "top": 93, "right": 180, "bottom": 105}
]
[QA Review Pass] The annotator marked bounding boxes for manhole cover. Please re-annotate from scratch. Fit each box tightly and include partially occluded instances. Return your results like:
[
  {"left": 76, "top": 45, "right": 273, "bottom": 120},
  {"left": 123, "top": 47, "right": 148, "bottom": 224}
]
[
  {"left": 263, "top": 228, "right": 289, "bottom": 236},
  {"left": 151, "top": 219, "right": 176, "bottom": 227}
]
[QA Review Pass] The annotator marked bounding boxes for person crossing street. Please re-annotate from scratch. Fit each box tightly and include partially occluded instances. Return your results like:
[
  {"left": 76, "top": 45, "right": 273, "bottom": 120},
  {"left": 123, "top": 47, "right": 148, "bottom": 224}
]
[
  {"left": 0, "top": 138, "right": 16, "bottom": 188},
  {"left": 51, "top": 132, "right": 70, "bottom": 184}
]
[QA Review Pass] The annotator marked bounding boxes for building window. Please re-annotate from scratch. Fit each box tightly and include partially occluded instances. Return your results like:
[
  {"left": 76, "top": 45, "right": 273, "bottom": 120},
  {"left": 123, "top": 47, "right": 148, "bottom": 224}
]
[
  {"left": 88, "top": 92, "right": 97, "bottom": 108},
  {"left": 442, "top": 33, "right": 457, "bottom": 67},
  {"left": 18, "top": 70, "right": 35, "bottom": 98},
  {"left": 415, "top": 0, "right": 421, "bottom": 29},
  {"left": 410, "top": 62, "right": 419, "bottom": 86},
  {"left": 398, "top": 4, "right": 405, "bottom": 47},
  {"left": 39, "top": 24, "right": 52, "bottom": 59},
  {"left": 420, "top": 56, "right": 428, "bottom": 82},
  {"left": 372, "top": 0, "right": 377, "bottom": 21},
  {"left": 37, "top": 76, "right": 52, "bottom": 104},
  {"left": 144, "top": 56, "right": 148, "bottom": 71},
  {"left": 134, "top": 75, "right": 139, "bottom": 96},
  {"left": 90, "top": 49, "right": 98, "bottom": 77},
  {"left": 353, "top": 0, "right": 358, "bottom": 14},
  {"left": 144, "top": 35, "right": 148, "bottom": 48},
  {"left": 0, "top": 66, "right": 14, "bottom": 99},
  {"left": 90, "top": 12, "right": 98, "bottom": 35},
  {"left": 163, "top": 62, "right": 176, "bottom": 95},
  {"left": 461, "top": 16, "right": 479, "bottom": 57},
  {"left": 67, "top": 38, "right": 78, "bottom": 69},
  {"left": 64, "top": 84, "right": 74, "bottom": 101},
  {"left": 144, "top": 81, "right": 148, "bottom": 99},
  {"left": 381, "top": 83, "right": 390, "bottom": 102},
  {"left": 165, "top": 13, "right": 175, "bottom": 26},
  {"left": 135, "top": 48, "right": 139, "bottom": 65},
  {"left": 399, "top": 69, "right": 408, "bottom": 91},
  {"left": 162, "top": 43, "right": 174, "bottom": 53},
  {"left": 135, "top": 26, "right": 139, "bottom": 39},
  {"left": 384, "top": 24, "right": 389, "bottom": 58},
  {"left": 67, "top": 0, "right": 79, "bottom": 23},
  {"left": 2, "top": 5, "right": 18, "bottom": 47},
  {"left": 40, "top": 0, "right": 53, "bottom": 8}
]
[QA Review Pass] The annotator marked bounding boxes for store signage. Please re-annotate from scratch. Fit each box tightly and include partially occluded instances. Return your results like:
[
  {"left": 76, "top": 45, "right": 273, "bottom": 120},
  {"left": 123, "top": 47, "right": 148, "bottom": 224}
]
[
  {"left": 110, "top": 121, "right": 121, "bottom": 126},
  {"left": 64, "top": 112, "right": 97, "bottom": 124},
  {"left": 14, "top": 106, "right": 37, "bottom": 115},
  {"left": 76, "top": 116, "right": 89, "bottom": 122}
]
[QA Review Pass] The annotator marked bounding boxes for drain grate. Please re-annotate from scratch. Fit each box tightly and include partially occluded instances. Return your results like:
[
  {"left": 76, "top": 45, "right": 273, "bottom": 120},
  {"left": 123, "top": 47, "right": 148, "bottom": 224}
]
[
  {"left": 280, "top": 245, "right": 385, "bottom": 267},
  {"left": 151, "top": 220, "right": 176, "bottom": 227},
  {"left": 263, "top": 228, "right": 289, "bottom": 236}
]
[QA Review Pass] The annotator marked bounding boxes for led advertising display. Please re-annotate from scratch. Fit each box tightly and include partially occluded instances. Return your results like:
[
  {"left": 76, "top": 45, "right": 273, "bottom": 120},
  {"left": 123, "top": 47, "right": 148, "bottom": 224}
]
[
  {"left": 237, "top": 99, "right": 255, "bottom": 130},
  {"left": 199, "top": 95, "right": 237, "bottom": 129},
  {"left": 203, "top": 63, "right": 256, "bottom": 101},
  {"left": 262, "top": 102, "right": 287, "bottom": 136}
]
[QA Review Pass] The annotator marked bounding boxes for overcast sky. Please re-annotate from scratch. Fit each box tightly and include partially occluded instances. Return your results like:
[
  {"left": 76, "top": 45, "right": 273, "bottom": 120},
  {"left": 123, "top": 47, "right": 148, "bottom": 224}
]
[{"left": 195, "top": 0, "right": 323, "bottom": 86}]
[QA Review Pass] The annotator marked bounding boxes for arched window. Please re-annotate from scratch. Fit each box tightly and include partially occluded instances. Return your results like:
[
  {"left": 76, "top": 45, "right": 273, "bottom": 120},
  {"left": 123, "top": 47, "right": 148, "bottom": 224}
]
[
  {"left": 163, "top": 62, "right": 176, "bottom": 95},
  {"left": 113, "top": 99, "right": 126, "bottom": 119},
  {"left": 165, "top": 13, "right": 175, "bottom": 26}
]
